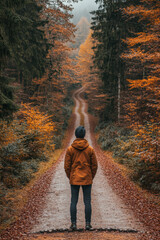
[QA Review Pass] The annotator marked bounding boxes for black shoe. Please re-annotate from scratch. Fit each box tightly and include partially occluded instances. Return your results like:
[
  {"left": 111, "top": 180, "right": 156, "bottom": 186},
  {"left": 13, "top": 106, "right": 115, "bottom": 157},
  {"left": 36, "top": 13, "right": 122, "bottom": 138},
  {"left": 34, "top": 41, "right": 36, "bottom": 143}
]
[
  {"left": 85, "top": 223, "right": 92, "bottom": 230},
  {"left": 70, "top": 223, "right": 77, "bottom": 231}
]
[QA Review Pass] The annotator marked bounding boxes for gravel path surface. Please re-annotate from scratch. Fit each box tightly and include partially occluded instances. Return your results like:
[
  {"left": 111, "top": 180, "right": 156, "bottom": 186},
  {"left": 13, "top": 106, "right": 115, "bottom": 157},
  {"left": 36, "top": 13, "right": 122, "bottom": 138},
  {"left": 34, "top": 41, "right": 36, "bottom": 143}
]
[{"left": 31, "top": 87, "right": 144, "bottom": 233}]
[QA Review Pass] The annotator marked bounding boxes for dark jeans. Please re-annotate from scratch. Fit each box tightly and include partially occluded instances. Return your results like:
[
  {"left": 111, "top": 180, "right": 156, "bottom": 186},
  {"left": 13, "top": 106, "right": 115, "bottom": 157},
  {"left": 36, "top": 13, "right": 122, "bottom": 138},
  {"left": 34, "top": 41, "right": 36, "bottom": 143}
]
[{"left": 70, "top": 184, "right": 92, "bottom": 224}]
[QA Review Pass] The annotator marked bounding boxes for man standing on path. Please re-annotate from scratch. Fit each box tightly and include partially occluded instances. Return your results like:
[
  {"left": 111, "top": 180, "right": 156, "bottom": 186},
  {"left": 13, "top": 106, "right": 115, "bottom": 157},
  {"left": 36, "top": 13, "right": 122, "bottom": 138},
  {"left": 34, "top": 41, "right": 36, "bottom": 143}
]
[{"left": 64, "top": 126, "right": 98, "bottom": 231}]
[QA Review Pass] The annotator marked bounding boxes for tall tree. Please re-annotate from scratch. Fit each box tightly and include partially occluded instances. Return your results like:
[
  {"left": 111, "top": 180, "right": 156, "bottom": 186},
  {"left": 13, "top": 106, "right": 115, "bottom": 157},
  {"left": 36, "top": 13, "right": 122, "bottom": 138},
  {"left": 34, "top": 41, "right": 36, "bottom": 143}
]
[
  {"left": 91, "top": 0, "right": 141, "bottom": 121},
  {"left": 77, "top": 30, "right": 94, "bottom": 82},
  {"left": 0, "top": 0, "right": 48, "bottom": 118},
  {"left": 31, "top": 0, "right": 77, "bottom": 129},
  {"left": 122, "top": 0, "right": 160, "bottom": 167},
  {"left": 70, "top": 17, "right": 90, "bottom": 59},
  {"left": 77, "top": 30, "right": 108, "bottom": 117}
]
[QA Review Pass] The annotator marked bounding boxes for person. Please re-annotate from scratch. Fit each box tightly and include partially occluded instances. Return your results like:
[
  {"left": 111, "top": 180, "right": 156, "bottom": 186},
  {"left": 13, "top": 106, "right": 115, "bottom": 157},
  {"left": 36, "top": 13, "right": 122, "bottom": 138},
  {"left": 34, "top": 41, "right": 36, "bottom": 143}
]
[{"left": 64, "top": 126, "right": 98, "bottom": 231}]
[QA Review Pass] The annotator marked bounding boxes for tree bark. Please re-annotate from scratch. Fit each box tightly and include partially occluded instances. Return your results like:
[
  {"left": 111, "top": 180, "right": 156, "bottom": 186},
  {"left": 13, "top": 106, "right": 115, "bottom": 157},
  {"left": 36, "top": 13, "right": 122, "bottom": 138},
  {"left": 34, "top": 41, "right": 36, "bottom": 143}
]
[{"left": 118, "top": 73, "right": 121, "bottom": 122}]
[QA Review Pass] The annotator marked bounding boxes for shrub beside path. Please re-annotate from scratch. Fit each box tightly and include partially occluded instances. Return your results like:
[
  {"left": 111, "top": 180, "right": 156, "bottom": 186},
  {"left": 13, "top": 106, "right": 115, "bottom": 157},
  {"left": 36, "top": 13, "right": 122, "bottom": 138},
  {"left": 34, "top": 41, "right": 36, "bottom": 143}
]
[{"left": 1, "top": 87, "right": 159, "bottom": 240}]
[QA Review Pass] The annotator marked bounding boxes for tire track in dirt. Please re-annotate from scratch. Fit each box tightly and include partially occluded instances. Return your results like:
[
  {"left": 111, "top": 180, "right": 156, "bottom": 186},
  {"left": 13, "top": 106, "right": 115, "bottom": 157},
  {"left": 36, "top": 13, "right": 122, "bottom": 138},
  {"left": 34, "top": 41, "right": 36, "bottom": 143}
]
[{"left": 31, "top": 87, "right": 144, "bottom": 234}]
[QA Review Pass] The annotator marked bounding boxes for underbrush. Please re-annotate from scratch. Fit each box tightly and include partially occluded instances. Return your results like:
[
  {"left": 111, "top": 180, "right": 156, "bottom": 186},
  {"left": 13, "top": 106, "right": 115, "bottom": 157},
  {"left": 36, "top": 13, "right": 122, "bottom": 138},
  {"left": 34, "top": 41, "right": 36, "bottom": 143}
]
[
  {"left": 96, "top": 122, "right": 160, "bottom": 194},
  {"left": 0, "top": 105, "right": 55, "bottom": 228}
]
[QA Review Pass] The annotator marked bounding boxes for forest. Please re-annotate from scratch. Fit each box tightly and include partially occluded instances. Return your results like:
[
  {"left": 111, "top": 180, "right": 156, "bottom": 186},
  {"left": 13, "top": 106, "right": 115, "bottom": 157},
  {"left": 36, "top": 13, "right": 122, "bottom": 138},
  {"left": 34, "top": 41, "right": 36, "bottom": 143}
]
[
  {"left": 89, "top": 0, "right": 160, "bottom": 193},
  {"left": 0, "top": 0, "right": 159, "bottom": 232}
]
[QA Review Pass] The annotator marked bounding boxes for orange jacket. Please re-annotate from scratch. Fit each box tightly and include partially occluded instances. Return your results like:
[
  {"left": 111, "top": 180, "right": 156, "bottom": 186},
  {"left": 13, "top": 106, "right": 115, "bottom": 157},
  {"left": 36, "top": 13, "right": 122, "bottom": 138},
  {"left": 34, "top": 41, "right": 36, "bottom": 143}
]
[{"left": 64, "top": 138, "right": 98, "bottom": 185}]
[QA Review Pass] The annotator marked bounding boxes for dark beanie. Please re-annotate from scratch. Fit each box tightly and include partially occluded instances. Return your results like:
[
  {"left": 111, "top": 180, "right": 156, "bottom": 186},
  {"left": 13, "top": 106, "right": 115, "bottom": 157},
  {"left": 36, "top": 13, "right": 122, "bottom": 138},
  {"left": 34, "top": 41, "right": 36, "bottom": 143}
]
[{"left": 75, "top": 126, "right": 86, "bottom": 138}]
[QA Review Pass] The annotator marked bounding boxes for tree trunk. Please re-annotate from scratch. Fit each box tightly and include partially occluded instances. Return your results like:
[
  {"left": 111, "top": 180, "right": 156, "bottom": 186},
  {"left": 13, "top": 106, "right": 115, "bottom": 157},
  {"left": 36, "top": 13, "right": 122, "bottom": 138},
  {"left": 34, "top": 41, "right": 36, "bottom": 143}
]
[
  {"left": 20, "top": 71, "right": 23, "bottom": 84},
  {"left": 118, "top": 73, "right": 121, "bottom": 122}
]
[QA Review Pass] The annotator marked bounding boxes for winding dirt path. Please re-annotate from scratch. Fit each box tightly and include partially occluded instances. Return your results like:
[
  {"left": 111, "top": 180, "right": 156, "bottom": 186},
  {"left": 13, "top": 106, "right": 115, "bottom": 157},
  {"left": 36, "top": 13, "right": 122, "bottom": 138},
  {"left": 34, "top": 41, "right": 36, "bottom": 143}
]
[
  {"left": 29, "top": 87, "right": 145, "bottom": 239},
  {"left": 1, "top": 87, "right": 159, "bottom": 240}
]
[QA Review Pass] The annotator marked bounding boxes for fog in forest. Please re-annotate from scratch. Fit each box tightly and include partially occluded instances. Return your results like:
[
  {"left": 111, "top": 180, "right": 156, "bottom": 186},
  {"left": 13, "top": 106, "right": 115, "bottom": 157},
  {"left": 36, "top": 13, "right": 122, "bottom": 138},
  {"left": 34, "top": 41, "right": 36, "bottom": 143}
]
[{"left": 71, "top": 0, "right": 99, "bottom": 24}]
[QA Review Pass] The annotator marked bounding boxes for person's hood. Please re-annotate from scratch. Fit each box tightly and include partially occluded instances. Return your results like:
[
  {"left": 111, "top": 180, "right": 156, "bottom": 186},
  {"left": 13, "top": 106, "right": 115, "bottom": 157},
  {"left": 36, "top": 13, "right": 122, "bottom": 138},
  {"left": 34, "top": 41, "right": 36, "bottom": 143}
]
[{"left": 71, "top": 138, "right": 89, "bottom": 151}]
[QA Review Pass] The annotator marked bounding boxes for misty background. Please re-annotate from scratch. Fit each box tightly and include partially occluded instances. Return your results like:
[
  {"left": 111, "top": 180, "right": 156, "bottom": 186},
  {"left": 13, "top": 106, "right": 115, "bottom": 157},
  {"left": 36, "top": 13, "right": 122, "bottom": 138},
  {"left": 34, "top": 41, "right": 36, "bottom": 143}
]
[
  {"left": 71, "top": 0, "right": 99, "bottom": 24},
  {"left": 64, "top": 0, "right": 99, "bottom": 58}
]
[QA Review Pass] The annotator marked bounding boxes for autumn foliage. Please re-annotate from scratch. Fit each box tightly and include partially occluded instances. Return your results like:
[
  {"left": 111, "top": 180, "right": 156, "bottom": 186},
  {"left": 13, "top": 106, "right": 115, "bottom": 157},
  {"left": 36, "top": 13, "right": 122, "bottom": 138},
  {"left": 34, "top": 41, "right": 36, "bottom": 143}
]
[
  {"left": 0, "top": 0, "right": 78, "bottom": 228},
  {"left": 0, "top": 104, "right": 54, "bottom": 183},
  {"left": 0, "top": 0, "right": 76, "bottom": 188},
  {"left": 0, "top": 0, "right": 159, "bottom": 231},
  {"left": 90, "top": 0, "right": 160, "bottom": 191},
  {"left": 77, "top": 30, "right": 108, "bottom": 116},
  {"left": 120, "top": 0, "right": 160, "bottom": 189}
]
